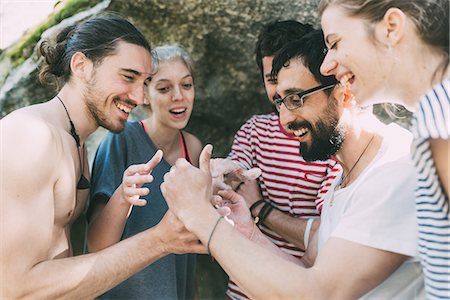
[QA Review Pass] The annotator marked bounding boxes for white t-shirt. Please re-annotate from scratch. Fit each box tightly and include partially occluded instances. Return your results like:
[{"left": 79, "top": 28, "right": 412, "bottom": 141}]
[
  {"left": 318, "top": 123, "right": 424, "bottom": 299},
  {"left": 227, "top": 113, "right": 338, "bottom": 300}
]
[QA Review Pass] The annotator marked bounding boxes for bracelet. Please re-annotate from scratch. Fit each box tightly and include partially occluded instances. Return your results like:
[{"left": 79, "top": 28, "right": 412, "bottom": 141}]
[
  {"left": 249, "top": 199, "right": 265, "bottom": 216},
  {"left": 249, "top": 222, "right": 257, "bottom": 241},
  {"left": 207, "top": 216, "right": 224, "bottom": 255},
  {"left": 304, "top": 218, "right": 314, "bottom": 249},
  {"left": 256, "top": 201, "right": 274, "bottom": 226}
]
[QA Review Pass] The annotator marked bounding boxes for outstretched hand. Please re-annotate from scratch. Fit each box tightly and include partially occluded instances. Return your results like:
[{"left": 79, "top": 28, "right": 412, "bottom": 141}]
[
  {"left": 210, "top": 158, "right": 261, "bottom": 194},
  {"left": 120, "top": 150, "right": 163, "bottom": 206}
]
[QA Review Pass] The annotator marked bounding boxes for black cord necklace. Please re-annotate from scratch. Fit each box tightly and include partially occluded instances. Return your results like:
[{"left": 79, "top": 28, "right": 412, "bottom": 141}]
[
  {"left": 56, "top": 95, "right": 91, "bottom": 190},
  {"left": 338, "top": 134, "right": 375, "bottom": 189}
]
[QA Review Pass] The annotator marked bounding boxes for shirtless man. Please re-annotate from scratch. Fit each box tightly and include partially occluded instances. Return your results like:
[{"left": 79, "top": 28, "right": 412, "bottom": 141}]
[{"left": 0, "top": 14, "right": 203, "bottom": 299}]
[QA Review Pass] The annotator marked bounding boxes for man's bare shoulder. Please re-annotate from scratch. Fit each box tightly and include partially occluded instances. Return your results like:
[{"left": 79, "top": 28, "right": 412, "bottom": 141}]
[
  {"left": 2, "top": 105, "right": 61, "bottom": 146},
  {"left": 1, "top": 106, "right": 63, "bottom": 187}
]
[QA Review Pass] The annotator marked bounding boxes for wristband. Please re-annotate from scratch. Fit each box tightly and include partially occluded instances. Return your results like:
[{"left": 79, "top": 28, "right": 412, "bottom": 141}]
[
  {"left": 249, "top": 199, "right": 265, "bottom": 217},
  {"left": 256, "top": 201, "right": 274, "bottom": 226},
  {"left": 304, "top": 218, "right": 314, "bottom": 249},
  {"left": 207, "top": 216, "right": 224, "bottom": 255}
]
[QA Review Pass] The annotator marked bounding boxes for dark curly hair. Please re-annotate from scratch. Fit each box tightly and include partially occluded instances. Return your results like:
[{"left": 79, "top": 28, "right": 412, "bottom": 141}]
[
  {"left": 254, "top": 20, "right": 314, "bottom": 80},
  {"left": 271, "top": 29, "right": 338, "bottom": 90}
]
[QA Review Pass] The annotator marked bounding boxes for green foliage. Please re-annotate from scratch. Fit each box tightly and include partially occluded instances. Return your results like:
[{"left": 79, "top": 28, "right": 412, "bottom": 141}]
[{"left": 5, "top": 0, "right": 99, "bottom": 67}]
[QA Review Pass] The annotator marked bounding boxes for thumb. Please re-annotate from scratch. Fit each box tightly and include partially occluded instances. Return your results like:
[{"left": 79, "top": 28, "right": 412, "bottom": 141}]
[{"left": 199, "top": 144, "right": 213, "bottom": 174}]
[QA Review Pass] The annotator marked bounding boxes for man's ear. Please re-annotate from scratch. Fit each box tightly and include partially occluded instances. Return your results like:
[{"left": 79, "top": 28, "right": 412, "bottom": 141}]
[
  {"left": 376, "top": 7, "right": 407, "bottom": 47},
  {"left": 70, "top": 51, "right": 94, "bottom": 80}
]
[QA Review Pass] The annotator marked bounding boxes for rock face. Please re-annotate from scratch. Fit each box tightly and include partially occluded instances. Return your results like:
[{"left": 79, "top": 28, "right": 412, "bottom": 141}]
[{"left": 0, "top": 0, "right": 322, "bottom": 157}]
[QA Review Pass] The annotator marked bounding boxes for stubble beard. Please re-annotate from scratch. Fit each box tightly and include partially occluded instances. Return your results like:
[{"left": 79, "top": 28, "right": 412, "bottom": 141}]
[{"left": 84, "top": 80, "right": 126, "bottom": 134}]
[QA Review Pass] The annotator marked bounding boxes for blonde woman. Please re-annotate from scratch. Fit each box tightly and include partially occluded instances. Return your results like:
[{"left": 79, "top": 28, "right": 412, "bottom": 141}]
[{"left": 87, "top": 45, "right": 202, "bottom": 299}]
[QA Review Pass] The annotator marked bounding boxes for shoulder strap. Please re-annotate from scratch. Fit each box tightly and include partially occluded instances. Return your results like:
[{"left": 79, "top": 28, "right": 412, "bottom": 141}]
[
  {"left": 141, "top": 121, "right": 192, "bottom": 163},
  {"left": 179, "top": 131, "right": 192, "bottom": 163}
]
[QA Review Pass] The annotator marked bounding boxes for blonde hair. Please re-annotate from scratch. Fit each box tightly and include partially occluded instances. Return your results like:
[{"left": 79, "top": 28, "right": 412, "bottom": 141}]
[{"left": 151, "top": 44, "right": 194, "bottom": 80}]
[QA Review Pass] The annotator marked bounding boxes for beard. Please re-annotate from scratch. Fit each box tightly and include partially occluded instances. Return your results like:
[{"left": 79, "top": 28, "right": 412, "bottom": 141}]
[
  {"left": 83, "top": 78, "right": 127, "bottom": 134},
  {"left": 291, "top": 103, "right": 345, "bottom": 162}
]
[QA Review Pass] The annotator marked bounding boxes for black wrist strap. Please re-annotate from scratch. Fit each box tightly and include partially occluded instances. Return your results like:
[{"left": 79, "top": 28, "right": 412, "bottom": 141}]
[
  {"left": 249, "top": 199, "right": 265, "bottom": 216},
  {"left": 256, "top": 201, "right": 274, "bottom": 226}
]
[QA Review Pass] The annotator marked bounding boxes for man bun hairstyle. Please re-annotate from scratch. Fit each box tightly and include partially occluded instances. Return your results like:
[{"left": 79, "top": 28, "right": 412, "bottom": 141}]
[
  {"left": 39, "top": 13, "right": 151, "bottom": 86},
  {"left": 39, "top": 25, "right": 76, "bottom": 83}
]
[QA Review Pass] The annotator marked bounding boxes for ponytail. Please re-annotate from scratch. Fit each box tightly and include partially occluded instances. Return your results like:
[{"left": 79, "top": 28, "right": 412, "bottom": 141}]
[{"left": 38, "top": 25, "right": 75, "bottom": 85}]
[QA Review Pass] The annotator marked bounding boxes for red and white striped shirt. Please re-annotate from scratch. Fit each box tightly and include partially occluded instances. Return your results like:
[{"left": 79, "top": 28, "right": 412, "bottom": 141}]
[{"left": 226, "top": 113, "right": 339, "bottom": 300}]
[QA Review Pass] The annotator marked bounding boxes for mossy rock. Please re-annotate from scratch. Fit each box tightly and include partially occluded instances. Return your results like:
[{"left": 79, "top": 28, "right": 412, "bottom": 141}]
[{"left": 4, "top": 0, "right": 98, "bottom": 67}]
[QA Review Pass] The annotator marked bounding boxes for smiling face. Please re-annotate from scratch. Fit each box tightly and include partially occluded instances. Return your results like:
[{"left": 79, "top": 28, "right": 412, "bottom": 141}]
[
  {"left": 147, "top": 58, "right": 195, "bottom": 130},
  {"left": 320, "top": 5, "right": 392, "bottom": 106},
  {"left": 83, "top": 41, "right": 153, "bottom": 133},
  {"left": 277, "top": 59, "right": 345, "bottom": 161}
]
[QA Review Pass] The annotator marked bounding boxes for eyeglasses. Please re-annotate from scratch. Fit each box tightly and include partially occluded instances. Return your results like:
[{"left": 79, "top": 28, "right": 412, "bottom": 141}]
[{"left": 274, "top": 83, "right": 337, "bottom": 112}]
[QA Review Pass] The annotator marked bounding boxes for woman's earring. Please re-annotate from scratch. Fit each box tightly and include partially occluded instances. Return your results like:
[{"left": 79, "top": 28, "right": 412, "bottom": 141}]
[
  {"left": 386, "top": 42, "right": 400, "bottom": 64},
  {"left": 387, "top": 42, "right": 393, "bottom": 51}
]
